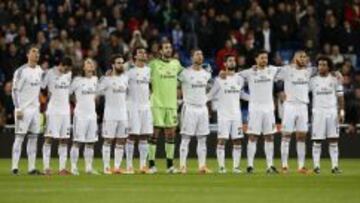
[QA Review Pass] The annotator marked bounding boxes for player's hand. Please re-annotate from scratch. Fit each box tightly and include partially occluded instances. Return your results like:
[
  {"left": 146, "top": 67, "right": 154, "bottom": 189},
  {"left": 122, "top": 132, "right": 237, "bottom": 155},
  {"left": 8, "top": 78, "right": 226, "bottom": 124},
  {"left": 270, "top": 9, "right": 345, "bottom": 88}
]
[
  {"left": 219, "top": 70, "right": 226, "bottom": 79},
  {"left": 331, "top": 71, "right": 343, "bottom": 83},
  {"left": 346, "top": 124, "right": 356, "bottom": 135},
  {"left": 15, "top": 110, "right": 24, "bottom": 120},
  {"left": 338, "top": 110, "right": 345, "bottom": 124}
]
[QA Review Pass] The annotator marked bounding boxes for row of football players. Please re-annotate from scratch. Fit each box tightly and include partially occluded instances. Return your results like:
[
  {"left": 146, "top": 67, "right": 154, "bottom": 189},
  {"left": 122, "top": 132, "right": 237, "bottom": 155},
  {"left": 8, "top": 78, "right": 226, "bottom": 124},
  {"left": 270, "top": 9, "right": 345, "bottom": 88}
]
[{"left": 10, "top": 45, "right": 344, "bottom": 175}]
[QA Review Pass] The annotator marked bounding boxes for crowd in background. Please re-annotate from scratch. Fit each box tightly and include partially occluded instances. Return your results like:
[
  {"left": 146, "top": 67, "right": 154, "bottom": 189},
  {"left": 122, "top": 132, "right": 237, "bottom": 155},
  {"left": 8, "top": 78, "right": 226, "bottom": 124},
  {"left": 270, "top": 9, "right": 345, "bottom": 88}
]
[{"left": 0, "top": 0, "right": 359, "bottom": 128}]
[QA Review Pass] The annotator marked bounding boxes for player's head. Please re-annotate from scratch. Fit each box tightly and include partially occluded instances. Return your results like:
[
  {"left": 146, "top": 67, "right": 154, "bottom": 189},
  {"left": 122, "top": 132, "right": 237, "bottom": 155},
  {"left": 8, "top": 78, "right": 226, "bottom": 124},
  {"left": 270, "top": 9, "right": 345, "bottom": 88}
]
[
  {"left": 159, "top": 40, "right": 173, "bottom": 59},
  {"left": 26, "top": 45, "right": 40, "bottom": 65},
  {"left": 111, "top": 54, "right": 125, "bottom": 75},
  {"left": 191, "top": 49, "right": 204, "bottom": 66},
  {"left": 292, "top": 50, "right": 308, "bottom": 68},
  {"left": 254, "top": 50, "right": 268, "bottom": 68},
  {"left": 224, "top": 54, "right": 236, "bottom": 71},
  {"left": 59, "top": 56, "right": 73, "bottom": 73},
  {"left": 133, "top": 46, "right": 147, "bottom": 63},
  {"left": 316, "top": 56, "right": 333, "bottom": 75},
  {"left": 83, "top": 58, "right": 96, "bottom": 77}
]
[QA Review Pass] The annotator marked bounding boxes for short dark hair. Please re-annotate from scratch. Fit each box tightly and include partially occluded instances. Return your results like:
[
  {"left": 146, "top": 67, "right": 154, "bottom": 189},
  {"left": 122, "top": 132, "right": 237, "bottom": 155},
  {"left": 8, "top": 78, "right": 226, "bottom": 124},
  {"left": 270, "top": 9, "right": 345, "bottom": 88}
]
[
  {"left": 160, "top": 40, "right": 172, "bottom": 50},
  {"left": 190, "top": 48, "right": 202, "bottom": 57},
  {"left": 110, "top": 54, "right": 124, "bottom": 65},
  {"left": 26, "top": 44, "right": 39, "bottom": 54},
  {"left": 316, "top": 55, "right": 333, "bottom": 71},
  {"left": 254, "top": 49, "right": 268, "bottom": 58},
  {"left": 224, "top": 54, "right": 235, "bottom": 62},
  {"left": 132, "top": 46, "right": 146, "bottom": 58},
  {"left": 60, "top": 56, "right": 73, "bottom": 67}
]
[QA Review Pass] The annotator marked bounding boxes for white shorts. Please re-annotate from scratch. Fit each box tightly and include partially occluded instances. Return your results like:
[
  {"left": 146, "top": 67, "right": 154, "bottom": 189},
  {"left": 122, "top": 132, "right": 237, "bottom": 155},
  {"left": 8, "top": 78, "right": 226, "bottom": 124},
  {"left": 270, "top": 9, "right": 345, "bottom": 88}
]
[
  {"left": 45, "top": 114, "right": 71, "bottom": 139},
  {"left": 247, "top": 109, "right": 276, "bottom": 135},
  {"left": 102, "top": 120, "right": 129, "bottom": 139},
  {"left": 217, "top": 119, "right": 243, "bottom": 140},
  {"left": 128, "top": 107, "right": 153, "bottom": 135},
  {"left": 15, "top": 108, "right": 40, "bottom": 135},
  {"left": 73, "top": 116, "right": 98, "bottom": 143},
  {"left": 311, "top": 109, "right": 339, "bottom": 140},
  {"left": 282, "top": 102, "right": 308, "bottom": 134},
  {"left": 180, "top": 104, "right": 209, "bottom": 136}
]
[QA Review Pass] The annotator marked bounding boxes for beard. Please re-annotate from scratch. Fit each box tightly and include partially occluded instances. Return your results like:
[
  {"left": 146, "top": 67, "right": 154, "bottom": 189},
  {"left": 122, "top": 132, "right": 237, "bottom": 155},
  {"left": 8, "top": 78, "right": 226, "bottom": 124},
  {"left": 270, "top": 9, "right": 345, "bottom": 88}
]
[{"left": 114, "top": 67, "right": 124, "bottom": 74}]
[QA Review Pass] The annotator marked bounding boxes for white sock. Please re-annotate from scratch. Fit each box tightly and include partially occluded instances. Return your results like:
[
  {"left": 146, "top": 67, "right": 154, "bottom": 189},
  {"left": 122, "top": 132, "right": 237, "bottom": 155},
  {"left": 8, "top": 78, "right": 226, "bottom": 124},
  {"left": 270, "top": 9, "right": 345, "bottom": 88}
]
[
  {"left": 197, "top": 136, "right": 207, "bottom": 168},
  {"left": 102, "top": 143, "right": 111, "bottom": 171},
  {"left": 84, "top": 145, "right": 94, "bottom": 172},
  {"left": 232, "top": 145, "right": 242, "bottom": 169},
  {"left": 312, "top": 142, "right": 322, "bottom": 168},
  {"left": 216, "top": 144, "right": 225, "bottom": 168},
  {"left": 70, "top": 145, "right": 79, "bottom": 171},
  {"left": 329, "top": 143, "right": 339, "bottom": 169},
  {"left": 126, "top": 140, "right": 135, "bottom": 170},
  {"left": 138, "top": 140, "right": 148, "bottom": 169},
  {"left": 12, "top": 135, "right": 24, "bottom": 170},
  {"left": 42, "top": 142, "right": 51, "bottom": 171},
  {"left": 247, "top": 141, "right": 257, "bottom": 167},
  {"left": 114, "top": 144, "right": 124, "bottom": 169},
  {"left": 264, "top": 141, "right": 274, "bottom": 169},
  {"left": 179, "top": 136, "right": 190, "bottom": 168},
  {"left": 58, "top": 144, "right": 68, "bottom": 171},
  {"left": 26, "top": 136, "right": 38, "bottom": 172},
  {"left": 296, "top": 141, "right": 306, "bottom": 169},
  {"left": 281, "top": 137, "right": 290, "bottom": 168}
]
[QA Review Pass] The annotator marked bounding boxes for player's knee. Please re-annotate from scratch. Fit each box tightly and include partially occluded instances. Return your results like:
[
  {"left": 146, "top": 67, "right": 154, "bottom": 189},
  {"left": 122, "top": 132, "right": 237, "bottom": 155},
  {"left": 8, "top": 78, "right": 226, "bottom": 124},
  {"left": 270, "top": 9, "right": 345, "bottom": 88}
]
[
  {"left": 44, "top": 137, "right": 52, "bottom": 144},
  {"left": 197, "top": 136, "right": 207, "bottom": 145},
  {"left": 264, "top": 135, "right": 274, "bottom": 142},
  {"left": 217, "top": 139, "right": 226, "bottom": 145},
  {"left": 248, "top": 135, "right": 258, "bottom": 142},
  {"left": 128, "top": 135, "right": 136, "bottom": 141},
  {"left": 116, "top": 138, "right": 126, "bottom": 145},
  {"left": 165, "top": 136, "right": 175, "bottom": 143},
  {"left": 85, "top": 143, "right": 94, "bottom": 148},
  {"left": 104, "top": 138, "right": 113, "bottom": 145},
  {"left": 59, "top": 139, "right": 68, "bottom": 145},
  {"left": 139, "top": 134, "right": 149, "bottom": 141},
  {"left": 327, "top": 138, "right": 338, "bottom": 144},
  {"left": 281, "top": 135, "right": 291, "bottom": 142},
  {"left": 232, "top": 139, "right": 242, "bottom": 145},
  {"left": 149, "top": 136, "right": 157, "bottom": 144}
]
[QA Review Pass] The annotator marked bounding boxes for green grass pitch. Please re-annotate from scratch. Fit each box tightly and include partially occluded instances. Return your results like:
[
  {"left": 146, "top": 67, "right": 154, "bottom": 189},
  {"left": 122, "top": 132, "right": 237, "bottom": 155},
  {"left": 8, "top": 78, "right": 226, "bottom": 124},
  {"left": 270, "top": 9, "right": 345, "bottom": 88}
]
[{"left": 0, "top": 158, "right": 359, "bottom": 203}]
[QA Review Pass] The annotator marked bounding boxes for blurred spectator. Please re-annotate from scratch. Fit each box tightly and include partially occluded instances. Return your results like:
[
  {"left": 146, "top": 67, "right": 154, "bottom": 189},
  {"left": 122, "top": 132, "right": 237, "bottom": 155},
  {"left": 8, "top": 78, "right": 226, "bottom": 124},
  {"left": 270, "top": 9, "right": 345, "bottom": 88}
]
[
  {"left": 0, "top": 81, "right": 14, "bottom": 125},
  {"left": 330, "top": 45, "right": 344, "bottom": 65},
  {"left": 171, "top": 22, "right": 183, "bottom": 51},
  {"left": 216, "top": 39, "right": 237, "bottom": 71},
  {"left": 129, "top": 30, "right": 148, "bottom": 51},
  {"left": 255, "top": 20, "right": 276, "bottom": 55}
]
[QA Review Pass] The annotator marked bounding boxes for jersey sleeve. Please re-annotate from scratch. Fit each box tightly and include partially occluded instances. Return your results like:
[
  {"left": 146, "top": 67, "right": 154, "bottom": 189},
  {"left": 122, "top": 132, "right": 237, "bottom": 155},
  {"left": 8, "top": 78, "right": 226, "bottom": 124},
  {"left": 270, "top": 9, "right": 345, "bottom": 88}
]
[
  {"left": 274, "top": 65, "right": 287, "bottom": 81},
  {"left": 12, "top": 69, "right": 25, "bottom": 109},
  {"left": 41, "top": 70, "right": 50, "bottom": 89},
  {"left": 207, "top": 78, "right": 221, "bottom": 101},
  {"left": 178, "top": 68, "right": 186, "bottom": 82},
  {"left": 97, "top": 76, "right": 108, "bottom": 94},
  {"left": 335, "top": 77, "right": 344, "bottom": 96},
  {"left": 176, "top": 60, "right": 183, "bottom": 75},
  {"left": 309, "top": 77, "right": 315, "bottom": 92},
  {"left": 70, "top": 77, "right": 80, "bottom": 95},
  {"left": 239, "top": 69, "right": 250, "bottom": 82}
]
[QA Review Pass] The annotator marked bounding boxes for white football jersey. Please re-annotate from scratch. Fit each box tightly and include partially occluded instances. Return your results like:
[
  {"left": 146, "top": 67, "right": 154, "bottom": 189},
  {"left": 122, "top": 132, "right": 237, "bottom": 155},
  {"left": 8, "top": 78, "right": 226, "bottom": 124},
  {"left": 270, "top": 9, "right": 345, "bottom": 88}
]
[
  {"left": 239, "top": 66, "right": 280, "bottom": 111},
  {"left": 276, "top": 65, "right": 315, "bottom": 104},
  {"left": 310, "top": 75, "right": 343, "bottom": 109},
  {"left": 71, "top": 76, "right": 98, "bottom": 119},
  {"left": 42, "top": 67, "right": 72, "bottom": 115},
  {"left": 126, "top": 66, "right": 151, "bottom": 109},
  {"left": 207, "top": 74, "right": 244, "bottom": 120},
  {"left": 98, "top": 74, "right": 128, "bottom": 121},
  {"left": 179, "top": 67, "right": 211, "bottom": 106},
  {"left": 12, "top": 64, "right": 44, "bottom": 110}
]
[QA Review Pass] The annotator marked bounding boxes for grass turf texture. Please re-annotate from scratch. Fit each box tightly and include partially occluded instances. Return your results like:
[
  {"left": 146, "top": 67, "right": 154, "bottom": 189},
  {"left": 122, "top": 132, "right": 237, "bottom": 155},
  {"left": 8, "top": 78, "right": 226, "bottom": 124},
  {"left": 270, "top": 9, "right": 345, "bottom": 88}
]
[{"left": 0, "top": 158, "right": 359, "bottom": 203}]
